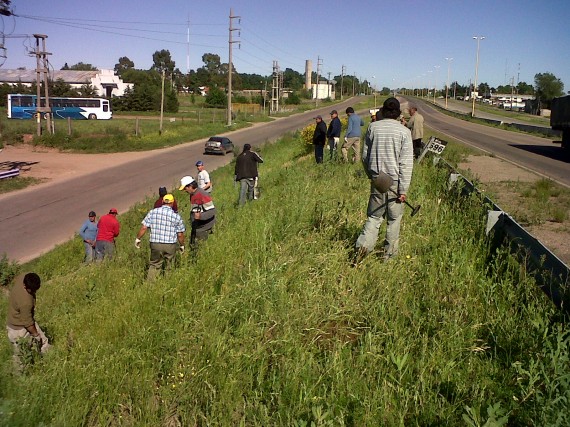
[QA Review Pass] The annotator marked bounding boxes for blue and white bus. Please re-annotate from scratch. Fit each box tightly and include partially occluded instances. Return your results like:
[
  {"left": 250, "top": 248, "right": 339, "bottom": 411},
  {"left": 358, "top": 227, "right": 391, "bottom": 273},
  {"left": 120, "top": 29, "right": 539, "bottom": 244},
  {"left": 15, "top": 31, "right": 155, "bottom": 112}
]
[{"left": 7, "top": 94, "right": 112, "bottom": 120}]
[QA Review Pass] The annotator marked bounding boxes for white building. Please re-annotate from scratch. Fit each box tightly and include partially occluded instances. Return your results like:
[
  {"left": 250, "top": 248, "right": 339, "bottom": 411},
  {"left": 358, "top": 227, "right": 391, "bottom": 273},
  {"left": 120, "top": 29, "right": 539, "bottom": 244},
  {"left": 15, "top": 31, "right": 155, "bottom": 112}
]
[
  {"left": 312, "top": 81, "right": 335, "bottom": 100},
  {"left": 0, "top": 68, "right": 133, "bottom": 97}
]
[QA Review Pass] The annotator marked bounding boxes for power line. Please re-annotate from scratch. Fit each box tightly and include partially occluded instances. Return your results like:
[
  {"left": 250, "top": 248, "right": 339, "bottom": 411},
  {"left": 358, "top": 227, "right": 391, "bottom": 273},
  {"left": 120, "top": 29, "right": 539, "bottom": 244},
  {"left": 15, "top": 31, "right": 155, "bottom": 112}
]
[{"left": 16, "top": 14, "right": 224, "bottom": 27}]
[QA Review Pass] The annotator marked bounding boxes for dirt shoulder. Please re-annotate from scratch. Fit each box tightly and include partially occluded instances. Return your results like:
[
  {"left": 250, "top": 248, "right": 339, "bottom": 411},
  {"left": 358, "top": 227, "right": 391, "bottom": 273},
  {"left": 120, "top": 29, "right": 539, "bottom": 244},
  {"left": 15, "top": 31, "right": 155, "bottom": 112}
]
[{"left": 458, "top": 155, "right": 570, "bottom": 264}]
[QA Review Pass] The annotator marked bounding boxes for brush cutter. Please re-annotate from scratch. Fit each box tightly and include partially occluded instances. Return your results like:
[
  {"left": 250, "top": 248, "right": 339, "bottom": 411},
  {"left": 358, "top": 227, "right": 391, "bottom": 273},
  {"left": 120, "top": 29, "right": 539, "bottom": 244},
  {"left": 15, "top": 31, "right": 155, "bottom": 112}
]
[{"left": 371, "top": 171, "right": 421, "bottom": 217}]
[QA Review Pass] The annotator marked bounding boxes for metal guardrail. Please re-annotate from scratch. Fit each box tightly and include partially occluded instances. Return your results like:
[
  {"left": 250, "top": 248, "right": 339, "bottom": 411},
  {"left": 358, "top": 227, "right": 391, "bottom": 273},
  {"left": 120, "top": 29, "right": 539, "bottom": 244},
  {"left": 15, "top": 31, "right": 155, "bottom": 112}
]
[
  {"left": 432, "top": 155, "right": 570, "bottom": 312},
  {"left": 0, "top": 168, "right": 20, "bottom": 180}
]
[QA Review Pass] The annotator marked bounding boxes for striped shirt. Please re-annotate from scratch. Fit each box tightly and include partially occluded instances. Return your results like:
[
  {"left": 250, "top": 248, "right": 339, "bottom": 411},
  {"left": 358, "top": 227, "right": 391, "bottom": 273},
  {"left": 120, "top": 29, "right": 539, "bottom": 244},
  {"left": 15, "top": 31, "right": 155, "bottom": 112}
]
[
  {"left": 142, "top": 206, "right": 185, "bottom": 244},
  {"left": 362, "top": 118, "right": 414, "bottom": 194}
]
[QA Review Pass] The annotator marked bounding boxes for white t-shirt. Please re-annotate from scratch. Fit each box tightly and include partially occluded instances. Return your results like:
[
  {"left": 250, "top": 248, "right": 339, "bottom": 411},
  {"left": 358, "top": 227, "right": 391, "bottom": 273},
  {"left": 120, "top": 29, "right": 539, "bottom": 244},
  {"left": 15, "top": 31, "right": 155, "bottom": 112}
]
[{"left": 197, "top": 170, "right": 211, "bottom": 192}]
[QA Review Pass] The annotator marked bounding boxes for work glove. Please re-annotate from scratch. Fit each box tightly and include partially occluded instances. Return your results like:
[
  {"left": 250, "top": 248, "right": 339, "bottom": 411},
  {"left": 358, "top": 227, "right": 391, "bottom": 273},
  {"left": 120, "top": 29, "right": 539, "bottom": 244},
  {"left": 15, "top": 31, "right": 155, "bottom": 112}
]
[
  {"left": 179, "top": 245, "right": 185, "bottom": 254},
  {"left": 135, "top": 238, "right": 141, "bottom": 249},
  {"left": 32, "top": 334, "right": 43, "bottom": 349}
]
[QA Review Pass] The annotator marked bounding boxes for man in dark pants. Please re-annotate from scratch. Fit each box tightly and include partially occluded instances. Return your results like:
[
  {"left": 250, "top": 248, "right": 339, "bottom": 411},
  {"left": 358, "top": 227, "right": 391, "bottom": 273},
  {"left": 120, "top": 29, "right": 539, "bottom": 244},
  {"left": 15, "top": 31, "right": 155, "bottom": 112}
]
[
  {"left": 327, "top": 109, "right": 341, "bottom": 160},
  {"left": 235, "top": 144, "right": 264, "bottom": 205},
  {"left": 312, "top": 115, "right": 327, "bottom": 163},
  {"left": 179, "top": 176, "right": 216, "bottom": 246}
]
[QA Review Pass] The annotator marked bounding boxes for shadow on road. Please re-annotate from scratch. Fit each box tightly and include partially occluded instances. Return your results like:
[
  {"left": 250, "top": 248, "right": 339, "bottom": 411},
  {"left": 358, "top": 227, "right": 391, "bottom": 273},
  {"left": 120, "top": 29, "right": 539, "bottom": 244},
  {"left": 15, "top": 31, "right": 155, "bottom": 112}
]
[{"left": 508, "top": 144, "right": 570, "bottom": 163}]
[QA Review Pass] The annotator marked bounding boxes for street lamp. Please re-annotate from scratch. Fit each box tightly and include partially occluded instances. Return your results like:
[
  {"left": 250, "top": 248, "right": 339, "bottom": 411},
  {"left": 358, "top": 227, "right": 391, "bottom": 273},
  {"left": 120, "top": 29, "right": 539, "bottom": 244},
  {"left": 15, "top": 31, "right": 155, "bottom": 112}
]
[
  {"left": 427, "top": 70, "right": 432, "bottom": 98},
  {"left": 471, "top": 36, "right": 485, "bottom": 117},
  {"left": 433, "top": 65, "right": 440, "bottom": 104},
  {"left": 445, "top": 57, "right": 453, "bottom": 108},
  {"left": 372, "top": 75, "right": 377, "bottom": 109}
]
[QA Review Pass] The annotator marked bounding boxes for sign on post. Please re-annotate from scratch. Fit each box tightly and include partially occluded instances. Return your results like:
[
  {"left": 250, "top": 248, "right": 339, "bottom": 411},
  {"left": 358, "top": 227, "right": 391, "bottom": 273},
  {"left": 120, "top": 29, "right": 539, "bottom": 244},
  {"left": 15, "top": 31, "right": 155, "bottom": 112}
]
[{"left": 418, "top": 136, "right": 448, "bottom": 163}]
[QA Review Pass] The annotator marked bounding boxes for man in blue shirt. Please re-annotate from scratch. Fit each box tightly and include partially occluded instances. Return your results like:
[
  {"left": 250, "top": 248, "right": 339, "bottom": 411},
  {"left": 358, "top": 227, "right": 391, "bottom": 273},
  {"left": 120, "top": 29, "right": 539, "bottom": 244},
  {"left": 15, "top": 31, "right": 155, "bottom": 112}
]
[
  {"left": 342, "top": 107, "right": 364, "bottom": 163},
  {"left": 135, "top": 194, "right": 186, "bottom": 281},
  {"left": 79, "top": 211, "right": 98, "bottom": 263}
]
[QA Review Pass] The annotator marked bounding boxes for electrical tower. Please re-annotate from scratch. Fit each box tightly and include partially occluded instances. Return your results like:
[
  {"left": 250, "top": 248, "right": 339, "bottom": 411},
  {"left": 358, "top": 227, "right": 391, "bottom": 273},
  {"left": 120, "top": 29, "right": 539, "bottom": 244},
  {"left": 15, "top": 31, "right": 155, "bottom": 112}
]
[
  {"left": 315, "top": 56, "right": 322, "bottom": 106},
  {"left": 270, "top": 61, "right": 280, "bottom": 114},
  {"left": 32, "top": 34, "right": 52, "bottom": 136}
]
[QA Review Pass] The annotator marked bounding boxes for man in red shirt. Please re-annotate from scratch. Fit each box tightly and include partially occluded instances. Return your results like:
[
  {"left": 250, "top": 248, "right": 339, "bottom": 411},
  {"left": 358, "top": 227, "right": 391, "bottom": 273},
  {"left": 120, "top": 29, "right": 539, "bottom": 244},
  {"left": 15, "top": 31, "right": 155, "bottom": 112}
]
[{"left": 95, "top": 208, "right": 120, "bottom": 261}]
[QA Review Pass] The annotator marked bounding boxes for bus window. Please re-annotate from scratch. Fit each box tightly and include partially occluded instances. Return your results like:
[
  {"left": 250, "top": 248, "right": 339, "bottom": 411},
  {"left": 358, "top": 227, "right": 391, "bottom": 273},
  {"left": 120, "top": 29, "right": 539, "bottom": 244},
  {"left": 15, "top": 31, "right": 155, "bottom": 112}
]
[{"left": 103, "top": 102, "right": 109, "bottom": 112}]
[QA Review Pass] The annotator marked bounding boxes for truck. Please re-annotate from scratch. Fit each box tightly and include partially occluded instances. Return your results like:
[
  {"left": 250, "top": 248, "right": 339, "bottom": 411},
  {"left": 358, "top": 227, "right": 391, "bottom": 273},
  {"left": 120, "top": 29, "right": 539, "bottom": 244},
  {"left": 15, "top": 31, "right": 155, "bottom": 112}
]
[{"left": 550, "top": 95, "right": 570, "bottom": 152}]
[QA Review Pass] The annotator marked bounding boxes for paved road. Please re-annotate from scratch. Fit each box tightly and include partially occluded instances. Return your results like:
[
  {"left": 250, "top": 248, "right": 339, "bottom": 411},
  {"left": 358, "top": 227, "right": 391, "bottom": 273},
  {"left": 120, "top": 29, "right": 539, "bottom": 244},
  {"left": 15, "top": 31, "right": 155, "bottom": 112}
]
[
  {"left": 400, "top": 96, "right": 570, "bottom": 186},
  {"left": 0, "top": 98, "right": 359, "bottom": 263}
]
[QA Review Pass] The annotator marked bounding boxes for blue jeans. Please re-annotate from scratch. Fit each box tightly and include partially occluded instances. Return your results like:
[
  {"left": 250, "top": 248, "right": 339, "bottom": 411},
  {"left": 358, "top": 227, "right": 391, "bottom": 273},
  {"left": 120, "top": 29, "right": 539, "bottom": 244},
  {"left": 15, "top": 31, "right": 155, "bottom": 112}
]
[
  {"left": 314, "top": 145, "right": 324, "bottom": 163},
  {"left": 355, "top": 183, "right": 404, "bottom": 258},
  {"left": 239, "top": 178, "right": 255, "bottom": 205}
]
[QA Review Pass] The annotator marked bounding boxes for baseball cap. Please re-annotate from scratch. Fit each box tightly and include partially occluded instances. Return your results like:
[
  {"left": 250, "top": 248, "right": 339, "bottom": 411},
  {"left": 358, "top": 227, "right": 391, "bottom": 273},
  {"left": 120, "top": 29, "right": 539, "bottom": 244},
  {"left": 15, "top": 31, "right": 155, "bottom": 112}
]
[
  {"left": 179, "top": 175, "right": 195, "bottom": 190},
  {"left": 163, "top": 194, "right": 174, "bottom": 204},
  {"left": 196, "top": 160, "right": 204, "bottom": 166},
  {"left": 109, "top": 208, "right": 118, "bottom": 214},
  {"left": 330, "top": 110, "right": 337, "bottom": 115},
  {"left": 314, "top": 115, "right": 322, "bottom": 120},
  {"left": 88, "top": 211, "right": 96, "bottom": 217}
]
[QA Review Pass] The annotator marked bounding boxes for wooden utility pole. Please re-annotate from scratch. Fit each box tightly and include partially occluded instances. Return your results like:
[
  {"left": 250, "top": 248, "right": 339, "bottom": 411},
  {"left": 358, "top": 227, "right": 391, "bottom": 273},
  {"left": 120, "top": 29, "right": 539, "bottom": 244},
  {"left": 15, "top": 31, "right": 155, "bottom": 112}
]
[
  {"left": 227, "top": 8, "right": 240, "bottom": 126},
  {"left": 159, "top": 69, "right": 165, "bottom": 135},
  {"left": 340, "top": 65, "right": 346, "bottom": 100},
  {"left": 33, "top": 34, "right": 52, "bottom": 136}
]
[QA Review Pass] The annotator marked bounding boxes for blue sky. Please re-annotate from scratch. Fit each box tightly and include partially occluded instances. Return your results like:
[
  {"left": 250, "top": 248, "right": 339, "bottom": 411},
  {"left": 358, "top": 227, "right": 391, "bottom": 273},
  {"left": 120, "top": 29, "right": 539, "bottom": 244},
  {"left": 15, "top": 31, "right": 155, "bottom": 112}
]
[{"left": 2, "top": 0, "right": 569, "bottom": 92}]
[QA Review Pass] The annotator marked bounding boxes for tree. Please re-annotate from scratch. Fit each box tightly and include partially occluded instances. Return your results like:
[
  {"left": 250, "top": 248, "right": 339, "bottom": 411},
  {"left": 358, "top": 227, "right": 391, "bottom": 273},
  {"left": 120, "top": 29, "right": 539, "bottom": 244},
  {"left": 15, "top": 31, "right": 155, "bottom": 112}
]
[
  {"left": 517, "top": 81, "right": 534, "bottom": 95},
  {"left": 78, "top": 84, "right": 98, "bottom": 97},
  {"left": 152, "top": 50, "right": 175, "bottom": 76},
  {"left": 67, "top": 62, "right": 98, "bottom": 71},
  {"left": 204, "top": 86, "right": 226, "bottom": 108},
  {"left": 534, "top": 72, "right": 564, "bottom": 106},
  {"left": 114, "top": 57, "right": 135, "bottom": 76}
]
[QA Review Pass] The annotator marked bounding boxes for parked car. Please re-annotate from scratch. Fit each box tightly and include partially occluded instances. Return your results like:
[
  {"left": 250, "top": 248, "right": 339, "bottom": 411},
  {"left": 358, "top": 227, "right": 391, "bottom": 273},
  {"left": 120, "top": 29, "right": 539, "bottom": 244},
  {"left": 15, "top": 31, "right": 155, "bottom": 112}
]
[{"left": 204, "top": 136, "right": 234, "bottom": 155}]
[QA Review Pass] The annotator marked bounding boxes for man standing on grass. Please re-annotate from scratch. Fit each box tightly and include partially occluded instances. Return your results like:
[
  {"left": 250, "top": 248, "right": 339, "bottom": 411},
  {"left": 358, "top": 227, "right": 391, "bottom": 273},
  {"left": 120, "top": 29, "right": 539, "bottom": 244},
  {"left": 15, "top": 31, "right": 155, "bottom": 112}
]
[
  {"left": 234, "top": 144, "right": 264, "bottom": 205},
  {"left": 135, "top": 194, "right": 185, "bottom": 281},
  {"left": 327, "top": 110, "right": 341, "bottom": 160},
  {"left": 6, "top": 272, "right": 51, "bottom": 370},
  {"left": 79, "top": 210, "right": 98, "bottom": 264},
  {"left": 179, "top": 176, "right": 216, "bottom": 246},
  {"left": 95, "top": 208, "right": 120, "bottom": 261},
  {"left": 312, "top": 115, "right": 327, "bottom": 164},
  {"left": 342, "top": 107, "right": 364, "bottom": 163},
  {"left": 404, "top": 106, "right": 424, "bottom": 159},
  {"left": 195, "top": 160, "right": 212, "bottom": 193},
  {"left": 355, "top": 97, "right": 414, "bottom": 261}
]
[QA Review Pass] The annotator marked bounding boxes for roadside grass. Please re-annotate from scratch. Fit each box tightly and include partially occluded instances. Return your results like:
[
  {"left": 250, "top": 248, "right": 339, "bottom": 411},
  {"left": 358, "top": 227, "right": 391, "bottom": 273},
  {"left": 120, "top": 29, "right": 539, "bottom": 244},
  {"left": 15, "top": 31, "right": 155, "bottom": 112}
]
[
  {"left": 1, "top": 131, "right": 568, "bottom": 425},
  {"left": 0, "top": 176, "right": 43, "bottom": 194}
]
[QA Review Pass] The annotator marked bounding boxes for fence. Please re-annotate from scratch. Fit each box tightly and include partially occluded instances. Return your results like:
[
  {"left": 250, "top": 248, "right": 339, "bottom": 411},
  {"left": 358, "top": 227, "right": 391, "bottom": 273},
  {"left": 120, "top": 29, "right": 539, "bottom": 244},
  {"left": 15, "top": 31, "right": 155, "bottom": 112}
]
[{"left": 0, "top": 168, "right": 20, "bottom": 180}]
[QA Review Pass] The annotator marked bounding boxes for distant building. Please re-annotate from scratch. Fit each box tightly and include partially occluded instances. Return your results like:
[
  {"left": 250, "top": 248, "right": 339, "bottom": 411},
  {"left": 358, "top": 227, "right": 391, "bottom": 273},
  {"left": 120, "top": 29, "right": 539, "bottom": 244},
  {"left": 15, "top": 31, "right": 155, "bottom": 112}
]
[
  {"left": 312, "top": 81, "right": 335, "bottom": 100},
  {"left": 0, "top": 68, "right": 133, "bottom": 97}
]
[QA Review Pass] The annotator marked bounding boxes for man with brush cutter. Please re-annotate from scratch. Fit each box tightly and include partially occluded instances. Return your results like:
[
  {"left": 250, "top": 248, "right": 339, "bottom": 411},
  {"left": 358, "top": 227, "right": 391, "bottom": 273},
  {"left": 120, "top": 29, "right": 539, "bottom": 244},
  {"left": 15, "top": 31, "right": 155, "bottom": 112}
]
[{"left": 355, "top": 97, "right": 414, "bottom": 262}]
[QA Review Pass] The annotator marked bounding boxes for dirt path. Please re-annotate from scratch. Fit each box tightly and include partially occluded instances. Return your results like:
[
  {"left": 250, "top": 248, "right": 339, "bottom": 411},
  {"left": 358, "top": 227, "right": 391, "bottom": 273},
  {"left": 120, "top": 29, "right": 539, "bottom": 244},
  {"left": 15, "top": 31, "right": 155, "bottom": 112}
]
[{"left": 0, "top": 144, "right": 156, "bottom": 193}]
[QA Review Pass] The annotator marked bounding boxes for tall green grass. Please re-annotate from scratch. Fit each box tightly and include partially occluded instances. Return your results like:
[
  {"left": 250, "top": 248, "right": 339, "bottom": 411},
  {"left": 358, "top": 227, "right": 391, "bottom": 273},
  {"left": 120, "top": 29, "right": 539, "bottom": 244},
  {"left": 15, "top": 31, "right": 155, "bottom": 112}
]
[{"left": 1, "top": 134, "right": 568, "bottom": 426}]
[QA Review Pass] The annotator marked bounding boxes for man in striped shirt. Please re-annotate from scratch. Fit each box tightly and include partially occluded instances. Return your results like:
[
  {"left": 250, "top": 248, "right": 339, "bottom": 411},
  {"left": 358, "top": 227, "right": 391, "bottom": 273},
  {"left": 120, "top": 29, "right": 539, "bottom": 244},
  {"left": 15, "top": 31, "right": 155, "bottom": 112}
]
[
  {"left": 355, "top": 97, "right": 414, "bottom": 261},
  {"left": 135, "top": 194, "right": 186, "bottom": 281}
]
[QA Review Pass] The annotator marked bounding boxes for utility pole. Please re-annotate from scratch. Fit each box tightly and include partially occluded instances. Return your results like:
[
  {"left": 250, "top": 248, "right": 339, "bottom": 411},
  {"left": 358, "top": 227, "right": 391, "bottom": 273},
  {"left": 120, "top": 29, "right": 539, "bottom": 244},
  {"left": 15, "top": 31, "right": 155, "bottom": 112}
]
[
  {"left": 271, "top": 61, "right": 279, "bottom": 114},
  {"left": 33, "top": 34, "right": 52, "bottom": 136},
  {"left": 227, "top": 8, "right": 240, "bottom": 126},
  {"left": 186, "top": 14, "right": 190, "bottom": 74},
  {"left": 160, "top": 69, "right": 165, "bottom": 135},
  {"left": 327, "top": 71, "right": 331, "bottom": 99},
  {"left": 315, "top": 56, "right": 322, "bottom": 107},
  {"left": 340, "top": 65, "right": 346, "bottom": 100}
]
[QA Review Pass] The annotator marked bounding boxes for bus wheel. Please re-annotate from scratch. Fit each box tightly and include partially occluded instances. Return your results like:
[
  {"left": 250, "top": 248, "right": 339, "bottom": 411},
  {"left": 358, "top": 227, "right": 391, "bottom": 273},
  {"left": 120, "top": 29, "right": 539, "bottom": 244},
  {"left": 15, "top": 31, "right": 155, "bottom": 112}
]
[{"left": 88, "top": 114, "right": 97, "bottom": 120}]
